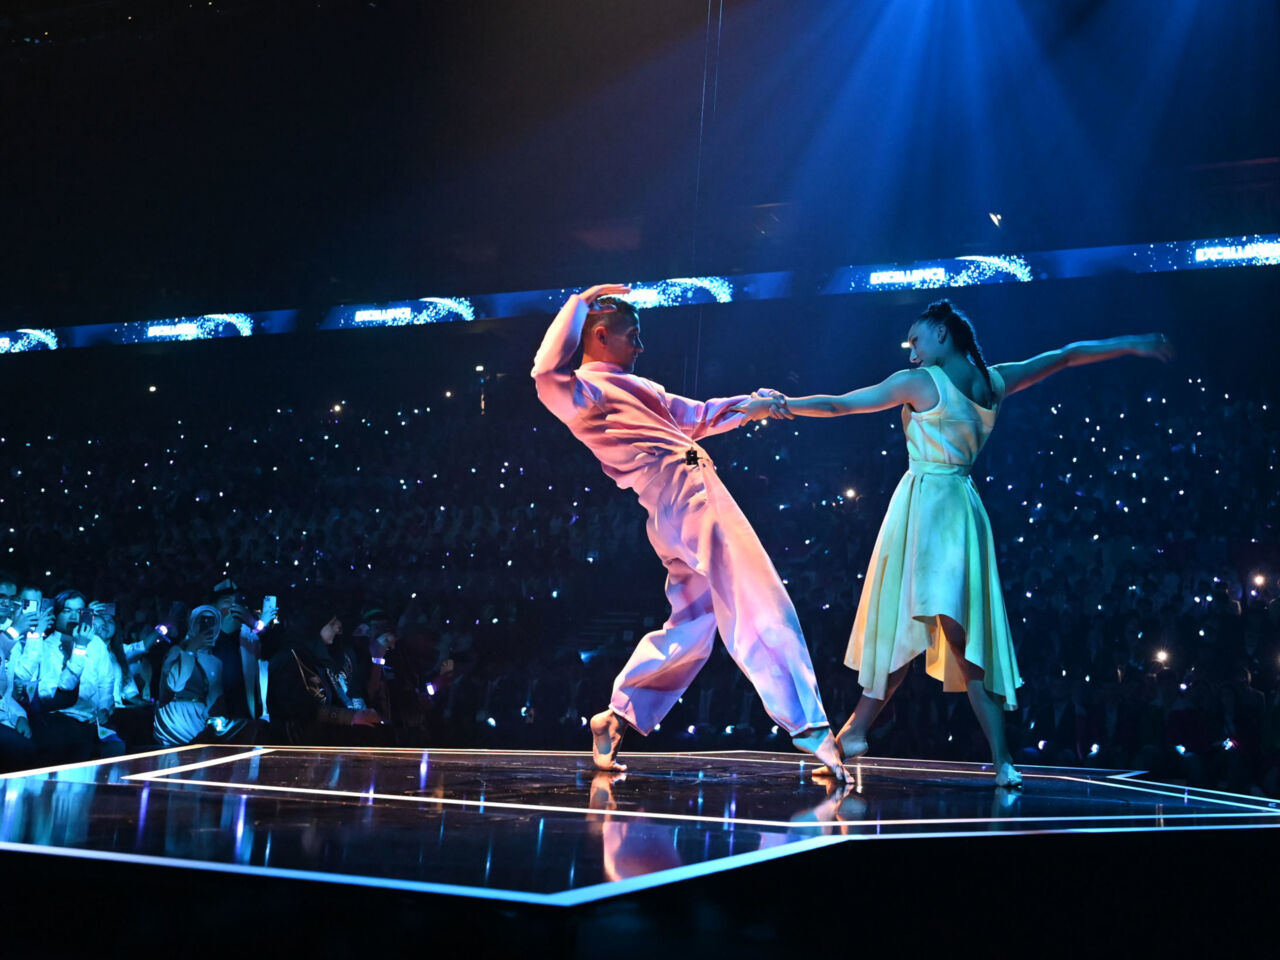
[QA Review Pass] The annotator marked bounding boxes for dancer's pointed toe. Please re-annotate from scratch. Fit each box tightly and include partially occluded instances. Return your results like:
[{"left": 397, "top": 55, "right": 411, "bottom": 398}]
[
  {"left": 793, "top": 728, "right": 848, "bottom": 782},
  {"left": 994, "top": 762, "right": 1023, "bottom": 789}
]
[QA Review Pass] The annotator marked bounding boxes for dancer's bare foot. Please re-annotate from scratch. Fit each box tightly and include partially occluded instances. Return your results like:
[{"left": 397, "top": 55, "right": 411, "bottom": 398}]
[
  {"left": 834, "top": 716, "right": 870, "bottom": 761},
  {"left": 590, "top": 710, "right": 628, "bottom": 772},
  {"left": 792, "top": 727, "right": 847, "bottom": 782},
  {"left": 994, "top": 761, "right": 1022, "bottom": 789}
]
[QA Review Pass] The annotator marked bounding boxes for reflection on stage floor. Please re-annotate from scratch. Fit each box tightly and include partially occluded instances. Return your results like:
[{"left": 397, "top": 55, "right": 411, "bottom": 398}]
[{"left": 2, "top": 747, "right": 1277, "bottom": 906}]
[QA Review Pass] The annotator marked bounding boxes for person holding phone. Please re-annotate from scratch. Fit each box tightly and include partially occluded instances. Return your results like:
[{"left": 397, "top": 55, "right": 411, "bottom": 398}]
[
  {"left": 0, "top": 575, "right": 25, "bottom": 658},
  {"left": 0, "top": 573, "right": 18, "bottom": 632},
  {"left": 13, "top": 590, "right": 126, "bottom": 764},
  {"left": 0, "top": 575, "right": 37, "bottom": 771},
  {"left": 154, "top": 606, "right": 226, "bottom": 746},
  {"left": 9, "top": 588, "right": 54, "bottom": 644},
  {"left": 91, "top": 600, "right": 150, "bottom": 746},
  {"left": 211, "top": 578, "right": 270, "bottom": 731}
]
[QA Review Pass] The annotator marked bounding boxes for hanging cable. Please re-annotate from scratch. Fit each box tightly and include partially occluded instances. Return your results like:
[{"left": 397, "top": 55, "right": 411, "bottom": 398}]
[{"left": 688, "top": 0, "right": 724, "bottom": 398}]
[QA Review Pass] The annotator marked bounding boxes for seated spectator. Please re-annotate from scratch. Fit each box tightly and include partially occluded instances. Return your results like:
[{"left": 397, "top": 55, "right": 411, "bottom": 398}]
[
  {"left": 13, "top": 590, "right": 126, "bottom": 764},
  {"left": 0, "top": 572, "right": 17, "bottom": 607},
  {"left": 351, "top": 608, "right": 397, "bottom": 727},
  {"left": 212, "top": 578, "right": 269, "bottom": 728},
  {"left": 92, "top": 600, "right": 154, "bottom": 749},
  {"left": 0, "top": 575, "right": 37, "bottom": 771},
  {"left": 267, "top": 611, "right": 382, "bottom": 744},
  {"left": 154, "top": 606, "right": 225, "bottom": 746},
  {"left": 117, "top": 602, "right": 178, "bottom": 705}
]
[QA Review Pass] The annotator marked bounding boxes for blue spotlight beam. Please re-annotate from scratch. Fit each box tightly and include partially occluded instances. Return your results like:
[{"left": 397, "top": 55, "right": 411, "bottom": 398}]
[{"left": 2, "top": 234, "right": 1276, "bottom": 354}]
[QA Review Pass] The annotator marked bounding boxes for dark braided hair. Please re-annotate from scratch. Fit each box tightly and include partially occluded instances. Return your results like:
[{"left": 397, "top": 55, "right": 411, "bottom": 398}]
[{"left": 919, "top": 299, "right": 993, "bottom": 398}]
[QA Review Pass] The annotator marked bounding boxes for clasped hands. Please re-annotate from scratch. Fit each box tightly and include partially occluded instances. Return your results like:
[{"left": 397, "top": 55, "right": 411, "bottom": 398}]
[{"left": 742, "top": 388, "right": 794, "bottom": 421}]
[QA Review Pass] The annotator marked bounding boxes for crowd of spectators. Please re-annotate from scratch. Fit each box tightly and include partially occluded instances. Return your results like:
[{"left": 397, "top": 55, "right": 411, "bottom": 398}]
[{"left": 1, "top": 356, "right": 1277, "bottom": 796}]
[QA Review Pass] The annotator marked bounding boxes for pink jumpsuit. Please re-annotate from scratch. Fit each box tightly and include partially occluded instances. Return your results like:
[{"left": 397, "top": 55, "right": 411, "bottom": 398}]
[{"left": 532, "top": 295, "right": 830, "bottom": 736}]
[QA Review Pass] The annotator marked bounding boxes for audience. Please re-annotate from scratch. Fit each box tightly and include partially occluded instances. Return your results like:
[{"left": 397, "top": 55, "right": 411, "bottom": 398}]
[{"left": 12, "top": 591, "right": 127, "bottom": 763}]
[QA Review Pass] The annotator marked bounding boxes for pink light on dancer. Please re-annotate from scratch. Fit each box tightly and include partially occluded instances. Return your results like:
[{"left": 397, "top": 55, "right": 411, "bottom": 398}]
[
  {"left": 532, "top": 284, "right": 844, "bottom": 780},
  {"left": 776, "top": 299, "right": 1173, "bottom": 788}
]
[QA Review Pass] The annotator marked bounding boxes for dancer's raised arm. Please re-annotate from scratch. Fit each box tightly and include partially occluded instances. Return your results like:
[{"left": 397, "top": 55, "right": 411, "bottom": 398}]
[
  {"left": 531, "top": 283, "right": 631, "bottom": 421},
  {"left": 993, "top": 334, "right": 1173, "bottom": 396},
  {"left": 777, "top": 369, "right": 938, "bottom": 418},
  {"left": 531, "top": 283, "right": 632, "bottom": 377}
]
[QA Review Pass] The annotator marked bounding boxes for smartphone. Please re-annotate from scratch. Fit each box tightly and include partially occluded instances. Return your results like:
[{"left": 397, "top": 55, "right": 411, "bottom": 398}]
[
  {"left": 262, "top": 595, "right": 278, "bottom": 622},
  {"left": 22, "top": 598, "right": 38, "bottom": 615},
  {"left": 86, "top": 602, "right": 117, "bottom": 635},
  {"left": 38, "top": 599, "right": 54, "bottom": 617}
]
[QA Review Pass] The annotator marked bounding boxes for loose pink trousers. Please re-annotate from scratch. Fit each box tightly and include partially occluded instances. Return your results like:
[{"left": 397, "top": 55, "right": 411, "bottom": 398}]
[{"left": 608, "top": 457, "right": 830, "bottom": 736}]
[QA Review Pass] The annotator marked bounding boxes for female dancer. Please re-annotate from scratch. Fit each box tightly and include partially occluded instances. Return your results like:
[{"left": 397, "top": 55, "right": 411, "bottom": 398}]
[{"left": 776, "top": 300, "right": 1172, "bottom": 786}]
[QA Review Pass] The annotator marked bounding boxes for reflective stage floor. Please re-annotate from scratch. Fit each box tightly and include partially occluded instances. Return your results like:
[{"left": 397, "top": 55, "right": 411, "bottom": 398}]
[{"left": 2, "top": 745, "right": 1277, "bottom": 910}]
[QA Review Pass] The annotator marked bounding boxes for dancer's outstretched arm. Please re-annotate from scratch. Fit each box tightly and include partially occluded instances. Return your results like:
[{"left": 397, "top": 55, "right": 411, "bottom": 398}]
[
  {"left": 993, "top": 334, "right": 1173, "bottom": 396},
  {"left": 663, "top": 388, "right": 786, "bottom": 438},
  {"left": 775, "top": 334, "right": 1172, "bottom": 417},
  {"left": 777, "top": 369, "right": 938, "bottom": 418}
]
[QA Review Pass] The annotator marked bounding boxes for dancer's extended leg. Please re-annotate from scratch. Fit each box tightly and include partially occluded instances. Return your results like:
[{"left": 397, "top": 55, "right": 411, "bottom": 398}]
[
  {"left": 939, "top": 615, "right": 1020, "bottom": 787},
  {"left": 835, "top": 663, "right": 910, "bottom": 759},
  {"left": 965, "top": 679, "right": 1020, "bottom": 786},
  {"left": 697, "top": 470, "right": 843, "bottom": 779},
  {"left": 608, "top": 558, "right": 718, "bottom": 736}
]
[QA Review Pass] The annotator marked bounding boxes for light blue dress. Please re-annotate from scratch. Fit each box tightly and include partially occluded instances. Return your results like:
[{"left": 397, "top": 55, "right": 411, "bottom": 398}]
[{"left": 847, "top": 364, "right": 1023, "bottom": 708}]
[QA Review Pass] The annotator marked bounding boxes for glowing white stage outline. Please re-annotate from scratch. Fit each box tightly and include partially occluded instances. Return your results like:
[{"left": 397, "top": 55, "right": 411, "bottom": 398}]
[
  {"left": 122, "top": 772, "right": 1280, "bottom": 829},
  {"left": 14, "top": 743, "right": 1269, "bottom": 817},
  {"left": 4, "top": 745, "right": 1278, "bottom": 907},
  {"left": 0, "top": 743, "right": 206, "bottom": 780},
  {"left": 124, "top": 748, "right": 276, "bottom": 779},
  {"left": 116, "top": 746, "right": 1280, "bottom": 822}
]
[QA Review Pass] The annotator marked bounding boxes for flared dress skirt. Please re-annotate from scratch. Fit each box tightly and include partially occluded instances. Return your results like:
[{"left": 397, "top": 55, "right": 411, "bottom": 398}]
[{"left": 846, "top": 460, "right": 1022, "bottom": 709}]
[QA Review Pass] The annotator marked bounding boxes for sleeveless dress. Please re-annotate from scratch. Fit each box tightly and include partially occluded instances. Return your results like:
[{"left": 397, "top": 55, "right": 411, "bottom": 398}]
[{"left": 847, "top": 363, "right": 1022, "bottom": 708}]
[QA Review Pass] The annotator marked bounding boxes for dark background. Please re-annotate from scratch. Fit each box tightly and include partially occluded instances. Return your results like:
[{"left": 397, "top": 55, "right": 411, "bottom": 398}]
[
  {"left": 1, "top": 0, "right": 1277, "bottom": 557},
  {"left": 2, "top": 0, "right": 1278, "bottom": 333}
]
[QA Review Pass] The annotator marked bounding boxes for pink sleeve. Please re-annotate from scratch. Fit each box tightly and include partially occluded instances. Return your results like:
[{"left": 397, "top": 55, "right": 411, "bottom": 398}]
[
  {"left": 531, "top": 295, "right": 591, "bottom": 423},
  {"left": 662, "top": 390, "right": 750, "bottom": 440}
]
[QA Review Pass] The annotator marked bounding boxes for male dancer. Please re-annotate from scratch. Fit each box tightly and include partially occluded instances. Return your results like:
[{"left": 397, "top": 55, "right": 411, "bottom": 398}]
[{"left": 532, "top": 284, "right": 845, "bottom": 779}]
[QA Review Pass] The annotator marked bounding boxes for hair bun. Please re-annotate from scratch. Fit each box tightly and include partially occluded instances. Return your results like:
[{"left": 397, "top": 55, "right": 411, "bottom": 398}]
[{"left": 924, "top": 298, "right": 953, "bottom": 318}]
